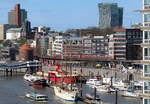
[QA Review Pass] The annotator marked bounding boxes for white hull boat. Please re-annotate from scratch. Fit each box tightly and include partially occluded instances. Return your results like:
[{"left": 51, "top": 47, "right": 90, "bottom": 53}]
[
  {"left": 90, "top": 85, "right": 109, "bottom": 93},
  {"left": 86, "top": 78, "right": 101, "bottom": 86},
  {"left": 25, "top": 93, "right": 48, "bottom": 102},
  {"left": 53, "top": 86, "right": 78, "bottom": 102},
  {"left": 24, "top": 74, "right": 43, "bottom": 82},
  {"left": 122, "top": 89, "right": 140, "bottom": 98}
]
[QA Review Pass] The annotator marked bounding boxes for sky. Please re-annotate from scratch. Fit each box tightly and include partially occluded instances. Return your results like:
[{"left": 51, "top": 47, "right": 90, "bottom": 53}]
[{"left": 0, "top": 0, "right": 142, "bottom": 31}]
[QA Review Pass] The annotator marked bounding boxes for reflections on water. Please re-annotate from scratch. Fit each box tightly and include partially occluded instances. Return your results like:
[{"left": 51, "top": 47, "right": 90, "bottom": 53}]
[{"left": 0, "top": 75, "right": 142, "bottom": 104}]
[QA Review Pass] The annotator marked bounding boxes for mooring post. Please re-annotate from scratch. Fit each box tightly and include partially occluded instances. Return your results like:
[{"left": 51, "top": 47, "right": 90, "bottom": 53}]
[
  {"left": 54, "top": 75, "right": 56, "bottom": 85},
  {"left": 80, "top": 79, "right": 83, "bottom": 97},
  {"left": 10, "top": 69, "right": 12, "bottom": 76},
  {"left": 111, "top": 76, "right": 113, "bottom": 87},
  {"left": 115, "top": 90, "right": 118, "bottom": 104},
  {"left": 94, "top": 87, "right": 96, "bottom": 100},
  {"left": 6, "top": 69, "right": 8, "bottom": 77}
]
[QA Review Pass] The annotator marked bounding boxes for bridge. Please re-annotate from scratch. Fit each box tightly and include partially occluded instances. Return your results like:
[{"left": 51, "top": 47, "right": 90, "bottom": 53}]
[{"left": 0, "top": 61, "right": 41, "bottom": 76}]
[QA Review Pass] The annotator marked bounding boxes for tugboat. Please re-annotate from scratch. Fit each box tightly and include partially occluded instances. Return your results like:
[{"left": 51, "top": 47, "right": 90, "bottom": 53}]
[{"left": 25, "top": 93, "right": 48, "bottom": 102}]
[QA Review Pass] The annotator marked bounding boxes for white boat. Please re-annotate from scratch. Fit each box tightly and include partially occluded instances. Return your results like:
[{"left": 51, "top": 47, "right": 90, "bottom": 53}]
[
  {"left": 113, "top": 80, "right": 127, "bottom": 91},
  {"left": 24, "top": 74, "right": 43, "bottom": 82},
  {"left": 86, "top": 78, "right": 101, "bottom": 86},
  {"left": 53, "top": 86, "right": 79, "bottom": 102},
  {"left": 122, "top": 89, "right": 140, "bottom": 98},
  {"left": 91, "top": 85, "right": 109, "bottom": 93},
  {"left": 25, "top": 93, "right": 48, "bottom": 102}
]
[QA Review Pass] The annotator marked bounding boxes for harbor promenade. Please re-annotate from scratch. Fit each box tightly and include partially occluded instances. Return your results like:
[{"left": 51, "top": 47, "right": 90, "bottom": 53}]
[{"left": 42, "top": 64, "right": 142, "bottom": 81}]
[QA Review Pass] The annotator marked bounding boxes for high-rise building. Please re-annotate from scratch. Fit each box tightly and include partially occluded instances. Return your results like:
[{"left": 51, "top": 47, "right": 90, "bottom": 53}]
[
  {"left": 14, "top": 4, "right": 21, "bottom": 26},
  {"left": 8, "top": 4, "right": 27, "bottom": 26},
  {"left": 98, "top": 3, "right": 123, "bottom": 29},
  {"left": 21, "top": 9, "right": 27, "bottom": 25},
  {"left": 141, "top": 0, "right": 150, "bottom": 104},
  {"left": 8, "top": 10, "right": 14, "bottom": 24}
]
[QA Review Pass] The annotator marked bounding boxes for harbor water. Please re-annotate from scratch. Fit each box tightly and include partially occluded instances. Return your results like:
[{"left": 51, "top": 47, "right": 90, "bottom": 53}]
[{"left": 0, "top": 74, "right": 142, "bottom": 104}]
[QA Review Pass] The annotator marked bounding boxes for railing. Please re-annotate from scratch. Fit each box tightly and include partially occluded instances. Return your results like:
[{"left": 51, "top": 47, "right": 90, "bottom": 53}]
[
  {"left": 144, "top": 39, "right": 150, "bottom": 43},
  {"left": 144, "top": 56, "right": 150, "bottom": 60}
]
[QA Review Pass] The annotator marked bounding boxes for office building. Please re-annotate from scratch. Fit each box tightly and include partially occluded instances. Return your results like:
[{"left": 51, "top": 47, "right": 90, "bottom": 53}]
[
  {"left": 98, "top": 3, "right": 123, "bottom": 29},
  {"left": 8, "top": 4, "right": 27, "bottom": 26}
]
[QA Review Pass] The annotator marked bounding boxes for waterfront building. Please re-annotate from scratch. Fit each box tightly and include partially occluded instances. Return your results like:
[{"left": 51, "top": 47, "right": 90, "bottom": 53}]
[
  {"left": 63, "top": 37, "right": 83, "bottom": 58},
  {"left": 126, "top": 29, "right": 143, "bottom": 60},
  {"left": 54, "top": 35, "right": 70, "bottom": 55},
  {"left": 53, "top": 35, "right": 109, "bottom": 58},
  {"left": 83, "top": 36, "right": 108, "bottom": 56},
  {"left": 98, "top": 3, "right": 123, "bottom": 29},
  {"left": 8, "top": 4, "right": 27, "bottom": 26},
  {"left": 108, "top": 31, "right": 126, "bottom": 60},
  {"left": 141, "top": 0, "right": 150, "bottom": 104}
]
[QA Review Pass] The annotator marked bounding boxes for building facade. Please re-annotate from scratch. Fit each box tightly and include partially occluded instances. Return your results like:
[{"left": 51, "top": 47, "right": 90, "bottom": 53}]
[
  {"left": 0, "top": 24, "right": 18, "bottom": 40},
  {"left": 8, "top": 4, "right": 27, "bottom": 27},
  {"left": 126, "top": 29, "right": 143, "bottom": 60},
  {"left": 108, "top": 32, "right": 126, "bottom": 60},
  {"left": 98, "top": 3, "right": 123, "bottom": 29},
  {"left": 142, "top": 0, "right": 150, "bottom": 104},
  {"left": 53, "top": 35, "right": 109, "bottom": 59},
  {"left": 14, "top": 4, "right": 21, "bottom": 26},
  {"left": 6, "top": 28, "right": 22, "bottom": 40}
]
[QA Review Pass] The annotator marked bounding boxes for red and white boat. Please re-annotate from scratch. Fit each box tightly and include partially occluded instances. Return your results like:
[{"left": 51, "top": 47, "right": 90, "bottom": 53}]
[
  {"left": 44, "top": 65, "right": 81, "bottom": 84},
  {"left": 29, "top": 79, "right": 48, "bottom": 88}
]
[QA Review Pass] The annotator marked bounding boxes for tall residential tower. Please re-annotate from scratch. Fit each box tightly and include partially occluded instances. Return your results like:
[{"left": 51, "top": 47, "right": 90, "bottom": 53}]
[{"left": 98, "top": 3, "right": 123, "bottom": 29}]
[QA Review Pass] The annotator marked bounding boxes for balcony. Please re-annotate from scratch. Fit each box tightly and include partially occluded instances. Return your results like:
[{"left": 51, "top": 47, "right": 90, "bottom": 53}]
[
  {"left": 144, "top": 39, "right": 150, "bottom": 44},
  {"left": 144, "top": 56, "right": 150, "bottom": 60}
]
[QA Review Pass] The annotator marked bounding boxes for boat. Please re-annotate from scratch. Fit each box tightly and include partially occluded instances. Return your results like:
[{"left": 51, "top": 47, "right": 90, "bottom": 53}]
[
  {"left": 44, "top": 65, "right": 81, "bottom": 84},
  {"left": 53, "top": 86, "right": 79, "bottom": 102},
  {"left": 25, "top": 93, "right": 48, "bottom": 102},
  {"left": 86, "top": 78, "right": 101, "bottom": 86},
  {"left": 29, "top": 79, "right": 48, "bottom": 88},
  {"left": 86, "top": 93, "right": 101, "bottom": 100},
  {"left": 108, "top": 86, "right": 117, "bottom": 93},
  {"left": 24, "top": 74, "right": 43, "bottom": 82},
  {"left": 122, "top": 89, "right": 140, "bottom": 98},
  {"left": 90, "top": 85, "right": 109, "bottom": 93},
  {"left": 113, "top": 79, "right": 127, "bottom": 91}
]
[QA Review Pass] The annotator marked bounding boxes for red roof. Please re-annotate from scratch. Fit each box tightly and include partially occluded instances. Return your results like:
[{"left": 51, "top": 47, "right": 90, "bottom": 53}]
[{"left": 20, "top": 43, "right": 32, "bottom": 50}]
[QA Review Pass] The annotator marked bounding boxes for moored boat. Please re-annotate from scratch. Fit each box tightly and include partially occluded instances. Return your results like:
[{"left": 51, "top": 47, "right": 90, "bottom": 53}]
[
  {"left": 25, "top": 93, "right": 48, "bottom": 102},
  {"left": 53, "top": 86, "right": 79, "bottom": 102},
  {"left": 86, "top": 78, "right": 101, "bottom": 86},
  {"left": 29, "top": 79, "right": 48, "bottom": 88},
  {"left": 122, "top": 89, "right": 140, "bottom": 98},
  {"left": 24, "top": 74, "right": 43, "bottom": 82}
]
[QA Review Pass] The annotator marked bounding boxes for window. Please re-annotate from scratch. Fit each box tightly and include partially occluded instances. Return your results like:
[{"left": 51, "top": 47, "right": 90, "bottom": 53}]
[
  {"left": 144, "top": 0, "right": 150, "bottom": 5},
  {"left": 144, "top": 14, "right": 150, "bottom": 22},
  {"left": 144, "top": 99, "right": 148, "bottom": 104},
  {"left": 145, "top": 48, "right": 148, "bottom": 56},
  {"left": 144, "top": 65, "right": 150, "bottom": 73},
  {"left": 145, "top": 31, "right": 150, "bottom": 39}
]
